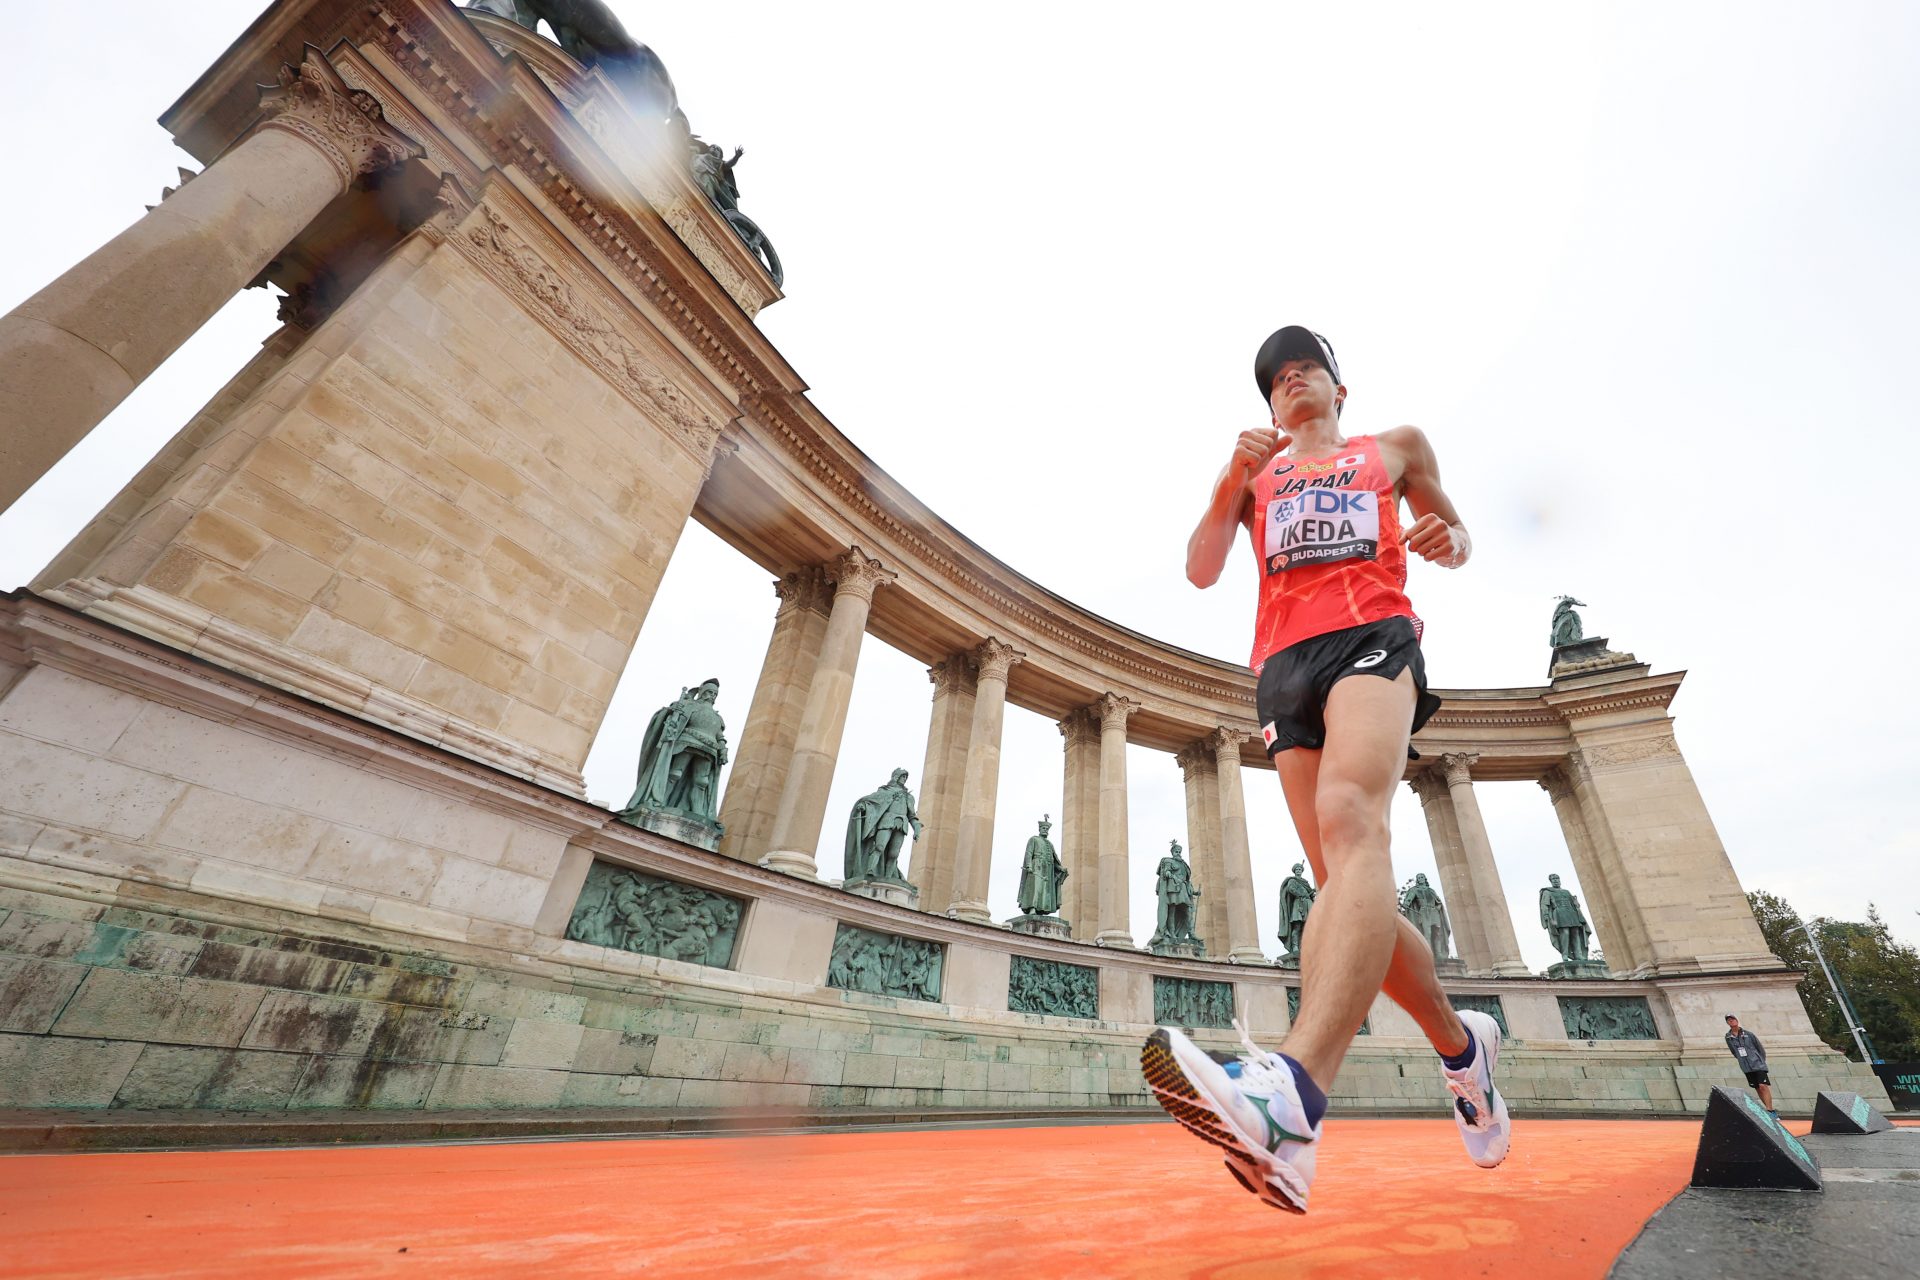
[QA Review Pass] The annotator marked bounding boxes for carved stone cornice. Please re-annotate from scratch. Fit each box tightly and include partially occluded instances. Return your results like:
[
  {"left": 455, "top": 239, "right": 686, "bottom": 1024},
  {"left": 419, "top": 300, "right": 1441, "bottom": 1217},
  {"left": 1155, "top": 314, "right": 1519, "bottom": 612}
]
[
  {"left": 1093, "top": 693, "right": 1139, "bottom": 733},
  {"left": 971, "top": 637, "right": 1025, "bottom": 685},
  {"left": 1057, "top": 706, "right": 1099, "bottom": 749},
  {"left": 928, "top": 653, "right": 977, "bottom": 699},
  {"left": 418, "top": 172, "right": 475, "bottom": 243},
  {"left": 1206, "top": 727, "right": 1251, "bottom": 763},
  {"left": 1440, "top": 752, "right": 1479, "bottom": 787},
  {"left": 450, "top": 198, "right": 723, "bottom": 462},
  {"left": 1539, "top": 767, "right": 1575, "bottom": 804},
  {"left": 1175, "top": 740, "right": 1217, "bottom": 778},
  {"left": 1407, "top": 768, "right": 1449, "bottom": 805},
  {"left": 1578, "top": 733, "right": 1681, "bottom": 768},
  {"left": 828, "top": 546, "right": 895, "bottom": 604},
  {"left": 256, "top": 47, "right": 421, "bottom": 189},
  {"left": 773, "top": 565, "right": 833, "bottom": 619}
]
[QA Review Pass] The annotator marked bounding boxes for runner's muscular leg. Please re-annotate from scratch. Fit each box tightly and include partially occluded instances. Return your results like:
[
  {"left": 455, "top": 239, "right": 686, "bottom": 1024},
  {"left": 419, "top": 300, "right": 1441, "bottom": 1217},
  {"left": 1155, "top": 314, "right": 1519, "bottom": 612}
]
[
  {"left": 1276, "top": 669, "right": 1466, "bottom": 1087},
  {"left": 1277, "top": 748, "right": 1469, "bottom": 1063}
]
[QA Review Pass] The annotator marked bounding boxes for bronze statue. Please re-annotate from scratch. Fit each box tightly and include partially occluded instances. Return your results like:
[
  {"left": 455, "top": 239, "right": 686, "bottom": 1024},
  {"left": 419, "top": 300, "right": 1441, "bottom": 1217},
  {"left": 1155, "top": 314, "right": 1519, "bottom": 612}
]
[
  {"left": 1399, "top": 873, "right": 1453, "bottom": 961},
  {"left": 688, "top": 136, "right": 784, "bottom": 287},
  {"left": 619, "top": 679, "right": 726, "bottom": 828},
  {"left": 1551, "top": 596, "right": 1587, "bottom": 647},
  {"left": 466, "top": 0, "right": 687, "bottom": 133},
  {"left": 1278, "top": 862, "right": 1316, "bottom": 959},
  {"left": 1149, "top": 840, "right": 1203, "bottom": 954},
  {"left": 844, "top": 768, "right": 922, "bottom": 884},
  {"left": 1540, "top": 873, "right": 1593, "bottom": 963},
  {"left": 1016, "top": 815, "right": 1068, "bottom": 917}
]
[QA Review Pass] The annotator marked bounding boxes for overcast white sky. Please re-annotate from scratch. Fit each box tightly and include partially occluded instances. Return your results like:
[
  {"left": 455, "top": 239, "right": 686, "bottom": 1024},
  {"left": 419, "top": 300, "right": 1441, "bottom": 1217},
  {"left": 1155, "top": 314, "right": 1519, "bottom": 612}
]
[{"left": 3, "top": 2, "right": 1917, "bottom": 972}]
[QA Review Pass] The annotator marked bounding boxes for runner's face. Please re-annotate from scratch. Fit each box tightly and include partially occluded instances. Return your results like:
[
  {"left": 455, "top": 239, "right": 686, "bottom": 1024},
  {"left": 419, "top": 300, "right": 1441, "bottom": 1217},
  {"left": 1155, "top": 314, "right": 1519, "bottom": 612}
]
[{"left": 1268, "top": 358, "right": 1343, "bottom": 427}]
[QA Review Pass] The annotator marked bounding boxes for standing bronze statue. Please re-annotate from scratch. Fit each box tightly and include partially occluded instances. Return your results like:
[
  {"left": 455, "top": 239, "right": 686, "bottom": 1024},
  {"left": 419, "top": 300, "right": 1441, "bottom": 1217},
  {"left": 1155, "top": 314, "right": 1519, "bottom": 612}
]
[
  {"left": 1550, "top": 596, "right": 1587, "bottom": 648},
  {"left": 1149, "top": 840, "right": 1204, "bottom": 957},
  {"left": 1399, "top": 873, "right": 1454, "bottom": 962},
  {"left": 1277, "top": 861, "right": 1316, "bottom": 964},
  {"left": 618, "top": 680, "right": 727, "bottom": 849},
  {"left": 1016, "top": 815, "right": 1068, "bottom": 917},
  {"left": 843, "top": 768, "right": 922, "bottom": 885},
  {"left": 1540, "top": 873, "right": 1608, "bottom": 977},
  {"left": 688, "top": 136, "right": 784, "bottom": 287}
]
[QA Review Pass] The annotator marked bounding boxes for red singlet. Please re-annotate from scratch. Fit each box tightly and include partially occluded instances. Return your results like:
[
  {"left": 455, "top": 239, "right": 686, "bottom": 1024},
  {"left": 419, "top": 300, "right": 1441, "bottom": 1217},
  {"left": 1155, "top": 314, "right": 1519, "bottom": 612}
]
[{"left": 1248, "top": 435, "right": 1418, "bottom": 671}]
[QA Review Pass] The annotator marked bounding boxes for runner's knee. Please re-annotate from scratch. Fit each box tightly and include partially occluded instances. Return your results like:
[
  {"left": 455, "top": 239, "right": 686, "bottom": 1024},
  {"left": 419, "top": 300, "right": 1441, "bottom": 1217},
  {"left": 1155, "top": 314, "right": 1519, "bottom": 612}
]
[{"left": 1315, "top": 781, "right": 1388, "bottom": 855}]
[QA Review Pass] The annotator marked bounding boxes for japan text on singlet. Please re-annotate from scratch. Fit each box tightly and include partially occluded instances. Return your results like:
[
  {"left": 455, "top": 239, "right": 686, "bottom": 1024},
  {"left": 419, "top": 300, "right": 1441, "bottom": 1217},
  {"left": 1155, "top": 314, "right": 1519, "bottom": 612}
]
[{"left": 1249, "top": 434, "right": 1418, "bottom": 670}]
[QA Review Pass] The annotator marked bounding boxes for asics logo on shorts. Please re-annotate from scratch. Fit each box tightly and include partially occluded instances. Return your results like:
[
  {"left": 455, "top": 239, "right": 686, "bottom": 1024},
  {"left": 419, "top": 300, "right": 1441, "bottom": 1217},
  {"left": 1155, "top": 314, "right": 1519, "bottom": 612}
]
[{"left": 1353, "top": 649, "right": 1387, "bottom": 669}]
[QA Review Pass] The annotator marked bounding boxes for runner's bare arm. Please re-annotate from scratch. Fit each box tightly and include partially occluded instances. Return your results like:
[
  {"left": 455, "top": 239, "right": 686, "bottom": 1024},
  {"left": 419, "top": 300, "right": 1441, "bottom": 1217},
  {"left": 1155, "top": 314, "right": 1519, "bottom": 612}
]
[
  {"left": 1380, "top": 425, "right": 1471, "bottom": 568},
  {"left": 1188, "top": 427, "right": 1286, "bottom": 587}
]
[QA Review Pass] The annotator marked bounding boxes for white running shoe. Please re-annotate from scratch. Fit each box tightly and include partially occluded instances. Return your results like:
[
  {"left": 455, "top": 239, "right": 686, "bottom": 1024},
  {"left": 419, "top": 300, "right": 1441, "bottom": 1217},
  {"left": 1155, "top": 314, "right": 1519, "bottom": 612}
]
[
  {"left": 1443, "top": 1009, "right": 1512, "bottom": 1168},
  {"left": 1142, "top": 1020, "right": 1322, "bottom": 1212}
]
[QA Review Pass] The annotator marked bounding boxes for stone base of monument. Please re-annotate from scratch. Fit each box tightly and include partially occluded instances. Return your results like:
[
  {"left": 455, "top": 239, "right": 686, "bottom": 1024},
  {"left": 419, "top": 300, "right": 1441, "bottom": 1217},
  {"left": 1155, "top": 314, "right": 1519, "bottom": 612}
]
[
  {"left": 1546, "top": 959, "right": 1612, "bottom": 979},
  {"left": 1273, "top": 953, "right": 1300, "bottom": 969},
  {"left": 1006, "top": 913, "right": 1071, "bottom": 939},
  {"left": 617, "top": 807, "right": 722, "bottom": 853},
  {"left": 1148, "top": 939, "right": 1205, "bottom": 959},
  {"left": 1433, "top": 957, "right": 1467, "bottom": 976},
  {"left": 842, "top": 877, "right": 919, "bottom": 908},
  {"left": 1549, "top": 635, "right": 1638, "bottom": 679}
]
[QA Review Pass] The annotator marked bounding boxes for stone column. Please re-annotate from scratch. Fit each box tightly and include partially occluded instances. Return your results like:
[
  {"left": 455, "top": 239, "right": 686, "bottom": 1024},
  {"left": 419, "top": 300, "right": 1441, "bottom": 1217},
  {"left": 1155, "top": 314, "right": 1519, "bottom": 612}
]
[
  {"left": 1094, "top": 693, "right": 1139, "bottom": 948},
  {"left": 0, "top": 50, "right": 420, "bottom": 515},
  {"left": 1176, "top": 742, "right": 1227, "bottom": 956},
  {"left": 760, "top": 547, "right": 895, "bottom": 878},
  {"left": 1209, "top": 728, "right": 1266, "bottom": 963},
  {"left": 946, "top": 639, "right": 1025, "bottom": 924},
  {"left": 912, "top": 654, "right": 976, "bottom": 915},
  {"left": 1539, "top": 766, "right": 1635, "bottom": 972},
  {"left": 1440, "top": 753, "right": 1531, "bottom": 976},
  {"left": 1057, "top": 707, "right": 1100, "bottom": 939},
  {"left": 717, "top": 567, "right": 832, "bottom": 863},
  {"left": 1408, "top": 769, "right": 1490, "bottom": 971}
]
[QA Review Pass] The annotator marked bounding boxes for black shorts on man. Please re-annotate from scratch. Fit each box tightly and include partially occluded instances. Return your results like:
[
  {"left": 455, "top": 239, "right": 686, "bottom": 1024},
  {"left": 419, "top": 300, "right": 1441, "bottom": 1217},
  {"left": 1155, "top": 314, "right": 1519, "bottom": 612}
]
[
  {"left": 1255, "top": 616, "right": 1442, "bottom": 756},
  {"left": 1744, "top": 1069, "right": 1771, "bottom": 1087}
]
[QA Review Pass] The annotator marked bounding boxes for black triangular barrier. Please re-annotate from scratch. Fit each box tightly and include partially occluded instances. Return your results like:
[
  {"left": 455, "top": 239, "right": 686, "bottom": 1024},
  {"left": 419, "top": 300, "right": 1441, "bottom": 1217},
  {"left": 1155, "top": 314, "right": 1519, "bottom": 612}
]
[
  {"left": 1690, "top": 1085, "right": 1822, "bottom": 1190},
  {"left": 1811, "top": 1090, "right": 1896, "bottom": 1135}
]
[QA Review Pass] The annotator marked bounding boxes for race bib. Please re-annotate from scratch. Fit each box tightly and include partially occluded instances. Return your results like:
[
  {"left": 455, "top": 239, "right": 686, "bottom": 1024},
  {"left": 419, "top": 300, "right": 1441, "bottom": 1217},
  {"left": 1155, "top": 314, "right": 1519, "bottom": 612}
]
[{"left": 1264, "top": 488, "right": 1379, "bottom": 574}]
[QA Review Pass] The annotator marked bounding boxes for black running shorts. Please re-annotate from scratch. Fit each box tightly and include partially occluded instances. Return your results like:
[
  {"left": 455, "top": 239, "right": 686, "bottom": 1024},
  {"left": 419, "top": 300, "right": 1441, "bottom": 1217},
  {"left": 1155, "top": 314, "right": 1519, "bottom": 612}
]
[
  {"left": 1744, "top": 1069, "right": 1771, "bottom": 1087},
  {"left": 1254, "top": 615, "right": 1442, "bottom": 757}
]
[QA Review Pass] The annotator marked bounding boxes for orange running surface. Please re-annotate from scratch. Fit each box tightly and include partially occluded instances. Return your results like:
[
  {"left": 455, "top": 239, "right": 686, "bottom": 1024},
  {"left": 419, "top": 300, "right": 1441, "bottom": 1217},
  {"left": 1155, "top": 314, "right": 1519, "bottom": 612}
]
[{"left": 2, "top": 1118, "right": 1704, "bottom": 1279}]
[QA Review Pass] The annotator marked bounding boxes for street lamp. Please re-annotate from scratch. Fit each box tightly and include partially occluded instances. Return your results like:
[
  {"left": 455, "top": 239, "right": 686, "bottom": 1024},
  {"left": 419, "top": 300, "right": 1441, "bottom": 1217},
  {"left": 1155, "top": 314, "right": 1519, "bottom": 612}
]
[{"left": 1787, "top": 920, "right": 1877, "bottom": 1064}]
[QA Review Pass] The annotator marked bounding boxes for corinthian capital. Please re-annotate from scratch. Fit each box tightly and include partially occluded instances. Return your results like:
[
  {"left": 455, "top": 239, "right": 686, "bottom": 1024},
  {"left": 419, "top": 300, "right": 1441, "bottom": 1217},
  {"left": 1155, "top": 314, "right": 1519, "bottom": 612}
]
[
  {"left": 971, "top": 637, "right": 1025, "bottom": 684},
  {"left": 1057, "top": 706, "right": 1099, "bottom": 748},
  {"left": 929, "top": 653, "right": 977, "bottom": 698},
  {"left": 258, "top": 48, "right": 422, "bottom": 189},
  {"left": 1538, "top": 767, "right": 1575, "bottom": 804},
  {"left": 1439, "top": 752, "right": 1479, "bottom": 787},
  {"left": 1093, "top": 692, "right": 1138, "bottom": 733},
  {"left": 828, "top": 545, "right": 896, "bottom": 603},
  {"left": 1407, "top": 768, "right": 1449, "bottom": 804},
  {"left": 1175, "top": 739, "right": 1217, "bottom": 777},
  {"left": 774, "top": 565, "right": 834, "bottom": 618},
  {"left": 1206, "top": 726, "right": 1251, "bottom": 763}
]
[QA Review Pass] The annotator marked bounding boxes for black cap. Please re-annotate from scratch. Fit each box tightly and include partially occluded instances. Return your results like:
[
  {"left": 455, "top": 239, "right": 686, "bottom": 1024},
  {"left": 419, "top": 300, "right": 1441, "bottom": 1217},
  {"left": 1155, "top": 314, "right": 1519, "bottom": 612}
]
[{"left": 1254, "top": 326, "right": 1342, "bottom": 407}]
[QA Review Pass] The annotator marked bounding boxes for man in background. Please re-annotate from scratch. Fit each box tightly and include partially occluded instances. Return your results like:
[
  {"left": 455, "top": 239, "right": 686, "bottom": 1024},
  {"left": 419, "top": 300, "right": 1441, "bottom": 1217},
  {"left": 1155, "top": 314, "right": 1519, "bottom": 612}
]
[{"left": 1725, "top": 1014, "right": 1775, "bottom": 1116}]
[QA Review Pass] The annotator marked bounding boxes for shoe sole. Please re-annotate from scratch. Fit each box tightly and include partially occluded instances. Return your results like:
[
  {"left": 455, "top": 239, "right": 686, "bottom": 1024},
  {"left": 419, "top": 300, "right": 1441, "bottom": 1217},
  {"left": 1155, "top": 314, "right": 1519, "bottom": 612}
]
[
  {"left": 1141, "top": 1029, "right": 1307, "bottom": 1214},
  {"left": 1450, "top": 1012, "right": 1511, "bottom": 1169}
]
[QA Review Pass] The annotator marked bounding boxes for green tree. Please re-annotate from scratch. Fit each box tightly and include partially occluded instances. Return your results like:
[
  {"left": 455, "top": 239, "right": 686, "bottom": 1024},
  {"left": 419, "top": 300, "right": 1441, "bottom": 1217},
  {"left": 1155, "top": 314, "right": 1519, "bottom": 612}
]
[{"left": 1747, "top": 891, "right": 1920, "bottom": 1062}]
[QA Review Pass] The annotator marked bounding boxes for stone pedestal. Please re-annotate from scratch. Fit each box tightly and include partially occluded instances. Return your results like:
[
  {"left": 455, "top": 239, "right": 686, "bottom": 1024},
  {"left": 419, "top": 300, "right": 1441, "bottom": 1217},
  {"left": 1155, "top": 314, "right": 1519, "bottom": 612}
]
[
  {"left": 1007, "top": 913, "right": 1071, "bottom": 940},
  {"left": 842, "top": 878, "right": 919, "bottom": 908},
  {"left": 1550, "top": 636, "right": 1636, "bottom": 678},
  {"left": 1274, "top": 953, "right": 1301, "bottom": 970},
  {"left": 1434, "top": 957, "right": 1468, "bottom": 976},
  {"left": 616, "top": 807, "right": 721, "bottom": 853},
  {"left": 1149, "top": 938, "right": 1206, "bottom": 960},
  {"left": 1547, "top": 958, "right": 1612, "bottom": 980}
]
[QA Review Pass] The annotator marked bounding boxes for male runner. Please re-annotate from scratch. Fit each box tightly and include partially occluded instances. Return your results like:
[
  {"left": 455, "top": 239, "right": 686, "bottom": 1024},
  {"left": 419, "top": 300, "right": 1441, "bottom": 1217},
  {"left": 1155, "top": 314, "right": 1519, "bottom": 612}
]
[{"left": 1141, "top": 326, "right": 1511, "bottom": 1213}]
